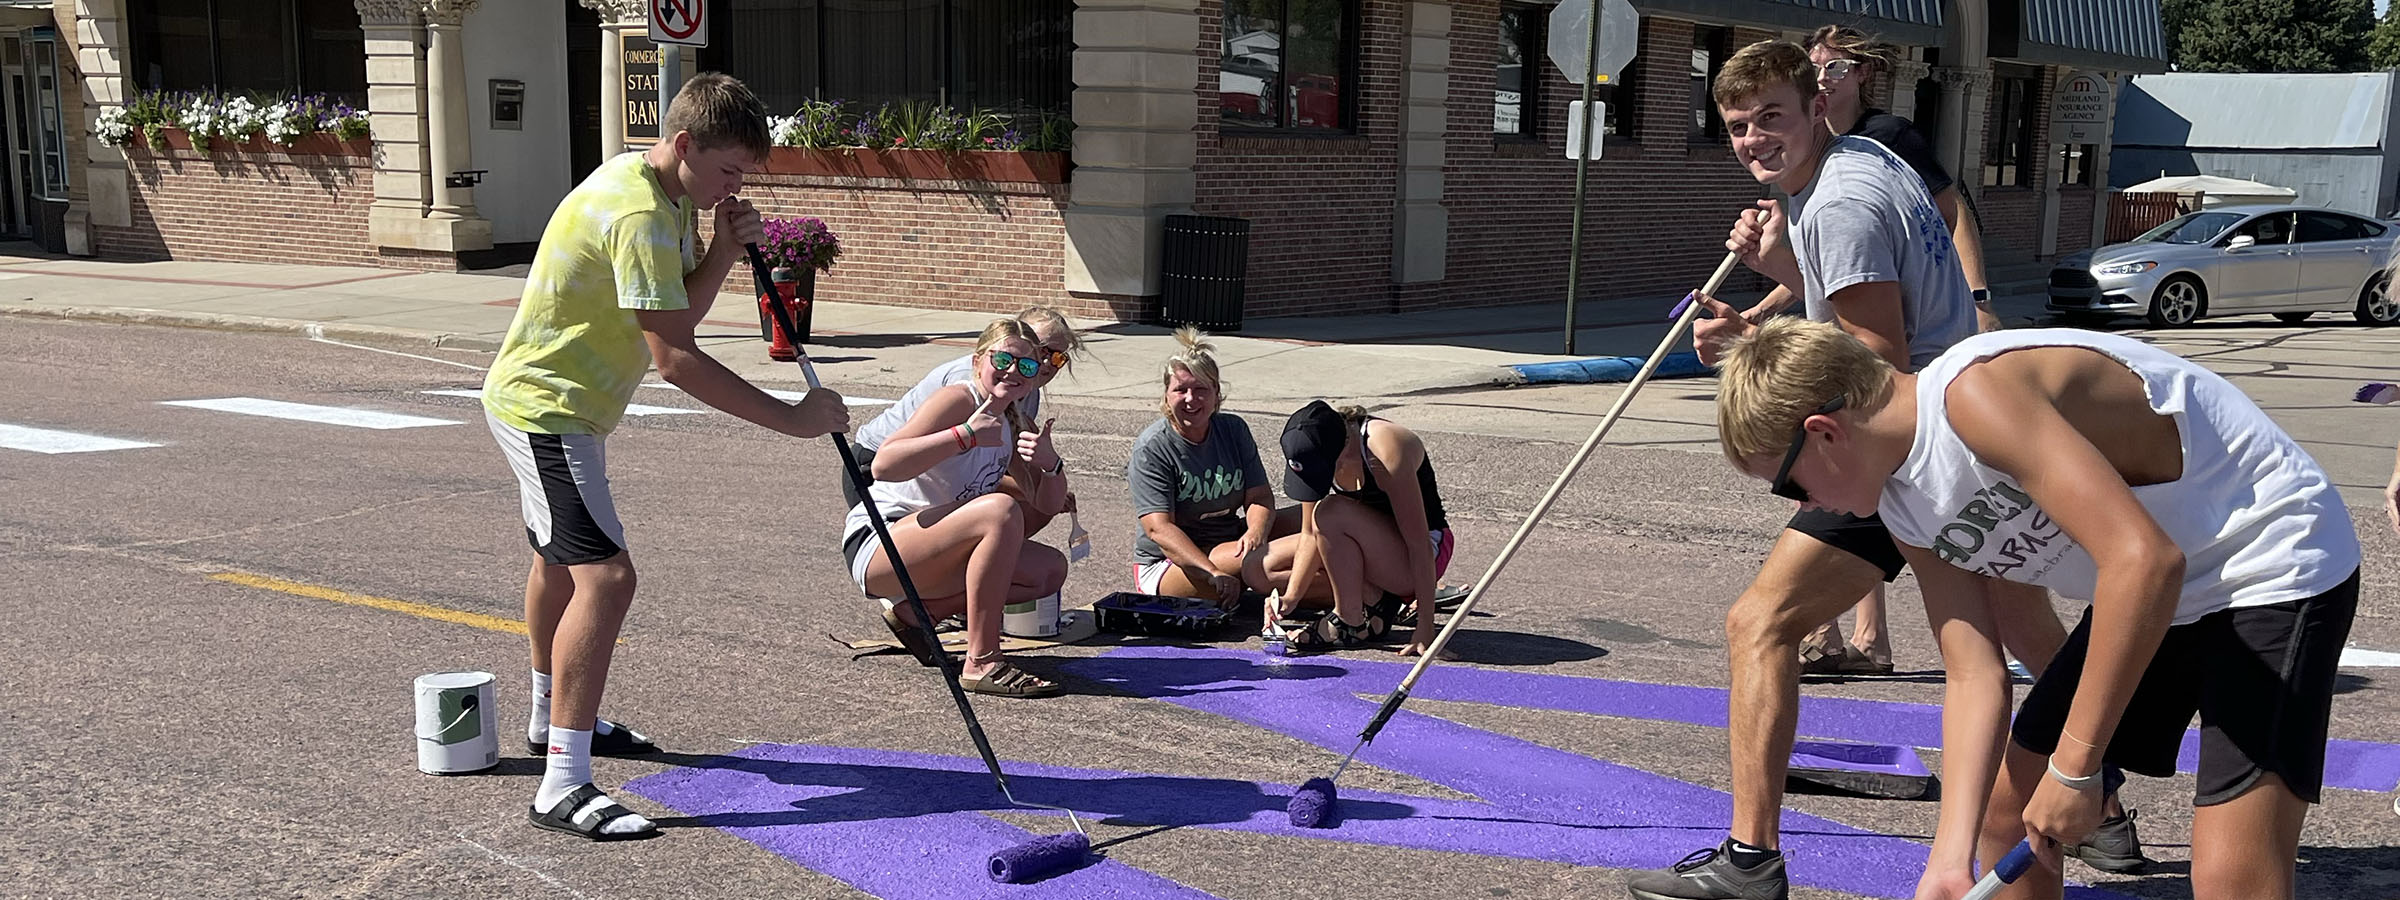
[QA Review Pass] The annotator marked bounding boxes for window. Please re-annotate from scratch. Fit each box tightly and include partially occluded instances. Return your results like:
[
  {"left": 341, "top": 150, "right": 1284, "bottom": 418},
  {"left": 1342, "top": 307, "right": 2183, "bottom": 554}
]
[
  {"left": 1221, "top": 0, "right": 1355, "bottom": 131},
  {"left": 2230, "top": 212, "right": 2293, "bottom": 246},
  {"left": 698, "top": 0, "right": 1073, "bottom": 115},
  {"left": 1982, "top": 73, "right": 2036, "bottom": 187},
  {"left": 126, "top": 0, "right": 365, "bottom": 102},
  {"left": 2297, "top": 211, "right": 2381, "bottom": 242},
  {"left": 31, "top": 32, "right": 64, "bottom": 198},
  {"left": 1688, "top": 26, "right": 1727, "bottom": 144},
  {"left": 2056, "top": 144, "right": 2094, "bottom": 185},
  {"left": 1494, "top": 4, "right": 1537, "bottom": 137}
]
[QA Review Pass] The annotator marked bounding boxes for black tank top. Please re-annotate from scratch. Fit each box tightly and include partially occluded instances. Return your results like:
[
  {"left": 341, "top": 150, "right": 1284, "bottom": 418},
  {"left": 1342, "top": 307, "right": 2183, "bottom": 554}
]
[{"left": 1335, "top": 418, "right": 1449, "bottom": 531}]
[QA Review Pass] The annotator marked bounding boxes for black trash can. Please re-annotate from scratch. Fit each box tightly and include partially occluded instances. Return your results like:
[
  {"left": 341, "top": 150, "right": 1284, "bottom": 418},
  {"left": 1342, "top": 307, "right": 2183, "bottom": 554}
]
[{"left": 1159, "top": 214, "right": 1251, "bottom": 330}]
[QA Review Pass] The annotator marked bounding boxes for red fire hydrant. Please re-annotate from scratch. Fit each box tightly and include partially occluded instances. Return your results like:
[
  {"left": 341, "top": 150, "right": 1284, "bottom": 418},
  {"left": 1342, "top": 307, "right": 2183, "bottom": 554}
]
[{"left": 760, "top": 270, "right": 809, "bottom": 362}]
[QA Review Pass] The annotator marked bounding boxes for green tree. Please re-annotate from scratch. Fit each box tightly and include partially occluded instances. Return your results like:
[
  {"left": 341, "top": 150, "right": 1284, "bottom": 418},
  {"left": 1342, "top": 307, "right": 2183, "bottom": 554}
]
[
  {"left": 2173, "top": 0, "right": 2374, "bottom": 72},
  {"left": 2370, "top": 9, "right": 2400, "bottom": 69}
]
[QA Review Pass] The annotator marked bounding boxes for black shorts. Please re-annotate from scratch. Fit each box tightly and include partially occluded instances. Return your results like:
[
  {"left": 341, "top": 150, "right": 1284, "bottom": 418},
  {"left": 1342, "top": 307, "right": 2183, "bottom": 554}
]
[
  {"left": 1785, "top": 509, "right": 1905, "bottom": 582},
  {"left": 2012, "top": 570, "right": 2361, "bottom": 805}
]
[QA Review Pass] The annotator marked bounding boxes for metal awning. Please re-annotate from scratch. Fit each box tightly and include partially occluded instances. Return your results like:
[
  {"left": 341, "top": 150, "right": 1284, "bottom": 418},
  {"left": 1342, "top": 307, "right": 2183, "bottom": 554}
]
[
  {"left": 1993, "top": 0, "right": 2168, "bottom": 73},
  {"left": 1631, "top": 0, "right": 1945, "bottom": 47}
]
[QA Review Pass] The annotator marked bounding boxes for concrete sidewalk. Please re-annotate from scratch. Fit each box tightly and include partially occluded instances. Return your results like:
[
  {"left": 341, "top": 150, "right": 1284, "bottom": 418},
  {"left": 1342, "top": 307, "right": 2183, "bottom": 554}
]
[{"left": 0, "top": 253, "right": 1790, "bottom": 405}]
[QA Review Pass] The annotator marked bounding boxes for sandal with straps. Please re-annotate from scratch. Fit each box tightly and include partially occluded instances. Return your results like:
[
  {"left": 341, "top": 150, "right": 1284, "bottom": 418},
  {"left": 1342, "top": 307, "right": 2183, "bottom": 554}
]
[
  {"left": 1285, "top": 612, "right": 1384, "bottom": 653},
  {"left": 527, "top": 783, "right": 658, "bottom": 842},
  {"left": 883, "top": 606, "right": 946, "bottom": 668},
  {"left": 960, "top": 657, "right": 1062, "bottom": 698}
]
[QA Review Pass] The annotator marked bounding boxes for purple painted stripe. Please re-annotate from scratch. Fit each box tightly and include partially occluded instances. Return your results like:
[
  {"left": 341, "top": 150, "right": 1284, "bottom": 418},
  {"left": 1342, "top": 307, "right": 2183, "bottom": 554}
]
[
  {"left": 1793, "top": 741, "right": 1933, "bottom": 778},
  {"left": 624, "top": 744, "right": 1223, "bottom": 898},
  {"left": 1069, "top": 646, "right": 2400, "bottom": 793}
]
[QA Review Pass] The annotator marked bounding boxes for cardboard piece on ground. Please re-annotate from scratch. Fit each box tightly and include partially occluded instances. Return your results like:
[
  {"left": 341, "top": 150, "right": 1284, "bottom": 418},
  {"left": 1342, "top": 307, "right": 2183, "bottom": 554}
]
[
  {"left": 836, "top": 608, "right": 1102, "bottom": 657},
  {"left": 1784, "top": 739, "right": 1938, "bottom": 801}
]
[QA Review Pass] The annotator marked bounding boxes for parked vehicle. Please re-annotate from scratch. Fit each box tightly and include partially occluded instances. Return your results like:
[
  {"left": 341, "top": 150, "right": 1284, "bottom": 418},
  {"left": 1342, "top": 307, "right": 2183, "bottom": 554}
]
[{"left": 2048, "top": 204, "right": 2400, "bottom": 327}]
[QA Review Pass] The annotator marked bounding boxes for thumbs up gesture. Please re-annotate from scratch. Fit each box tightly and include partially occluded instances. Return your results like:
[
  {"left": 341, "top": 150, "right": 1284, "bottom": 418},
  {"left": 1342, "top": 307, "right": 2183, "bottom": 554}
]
[{"left": 1017, "top": 417, "right": 1062, "bottom": 473}]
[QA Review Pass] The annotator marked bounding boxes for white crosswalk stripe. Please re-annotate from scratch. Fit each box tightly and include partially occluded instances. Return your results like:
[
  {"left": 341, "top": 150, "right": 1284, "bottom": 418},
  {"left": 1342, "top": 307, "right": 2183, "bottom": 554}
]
[
  {"left": 419, "top": 389, "right": 703, "bottom": 417},
  {"left": 2340, "top": 647, "right": 2400, "bottom": 668},
  {"left": 160, "top": 397, "right": 459, "bottom": 430},
  {"left": 0, "top": 423, "right": 163, "bottom": 454}
]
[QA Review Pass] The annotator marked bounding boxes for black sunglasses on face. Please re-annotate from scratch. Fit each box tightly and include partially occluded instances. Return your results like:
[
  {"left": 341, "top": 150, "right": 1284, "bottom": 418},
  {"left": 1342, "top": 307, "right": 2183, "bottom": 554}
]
[{"left": 1770, "top": 395, "right": 1848, "bottom": 503}]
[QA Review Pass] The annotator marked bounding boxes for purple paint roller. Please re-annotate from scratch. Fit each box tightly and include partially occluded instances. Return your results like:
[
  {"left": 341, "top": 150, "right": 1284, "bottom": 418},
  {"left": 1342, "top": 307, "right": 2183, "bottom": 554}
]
[
  {"left": 1961, "top": 840, "right": 2036, "bottom": 900},
  {"left": 744, "top": 241, "right": 1090, "bottom": 883},
  {"left": 2356, "top": 382, "right": 2399, "bottom": 404},
  {"left": 1284, "top": 251, "right": 1745, "bottom": 829}
]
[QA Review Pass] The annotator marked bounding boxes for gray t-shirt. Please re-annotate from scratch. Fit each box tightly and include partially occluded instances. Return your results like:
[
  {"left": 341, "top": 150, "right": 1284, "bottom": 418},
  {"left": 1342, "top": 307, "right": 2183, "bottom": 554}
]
[
  {"left": 1127, "top": 413, "right": 1270, "bottom": 565},
  {"left": 1786, "top": 135, "right": 1977, "bottom": 371}
]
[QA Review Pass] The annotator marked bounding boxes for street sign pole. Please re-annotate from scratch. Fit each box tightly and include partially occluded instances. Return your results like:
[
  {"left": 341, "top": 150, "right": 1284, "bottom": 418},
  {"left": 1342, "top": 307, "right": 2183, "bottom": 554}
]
[
  {"left": 1561, "top": 7, "right": 1602, "bottom": 355},
  {"left": 660, "top": 43, "right": 682, "bottom": 129}
]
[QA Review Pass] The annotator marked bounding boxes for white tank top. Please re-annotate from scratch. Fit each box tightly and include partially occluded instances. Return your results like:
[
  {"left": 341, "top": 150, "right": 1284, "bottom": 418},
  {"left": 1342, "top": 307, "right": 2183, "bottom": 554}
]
[
  {"left": 843, "top": 378, "right": 1016, "bottom": 536},
  {"left": 1878, "top": 329, "right": 2359, "bottom": 624}
]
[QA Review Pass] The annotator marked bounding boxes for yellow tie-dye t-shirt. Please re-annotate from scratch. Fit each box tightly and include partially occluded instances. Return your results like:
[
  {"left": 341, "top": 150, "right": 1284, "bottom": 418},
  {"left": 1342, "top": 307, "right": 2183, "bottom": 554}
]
[{"left": 483, "top": 152, "right": 696, "bottom": 435}]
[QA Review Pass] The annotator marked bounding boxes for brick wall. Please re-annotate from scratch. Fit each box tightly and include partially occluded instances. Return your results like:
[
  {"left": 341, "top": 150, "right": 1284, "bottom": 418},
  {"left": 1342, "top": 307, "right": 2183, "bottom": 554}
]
[
  {"left": 1192, "top": 0, "right": 1406, "bottom": 318},
  {"left": 94, "top": 146, "right": 377, "bottom": 266},
  {"left": 2059, "top": 187, "right": 2094, "bottom": 252},
  {"left": 709, "top": 175, "right": 1075, "bottom": 318},
  {"left": 1443, "top": 9, "right": 1778, "bottom": 316}
]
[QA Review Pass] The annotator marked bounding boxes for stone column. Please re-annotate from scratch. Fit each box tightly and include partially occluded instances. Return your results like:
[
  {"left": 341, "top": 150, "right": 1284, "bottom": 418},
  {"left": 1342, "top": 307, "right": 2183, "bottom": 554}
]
[
  {"left": 2088, "top": 71, "right": 2118, "bottom": 251},
  {"left": 359, "top": 0, "right": 490, "bottom": 254},
  {"left": 1392, "top": 1, "right": 1448, "bottom": 284},
  {"left": 423, "top": 0, "right": 479, "bottom": 221},
  {"left": 1888, "top": 58, "right": 1930, "bottom": 122},
  {"left": 1932, "top": 65, "right": 1991, "bottom": 189},
  {"left": 583, "top": 0, "right": 644, "bottom": 156},
  {"left": 71, "top": 0, "right": 133, "bottom": 255},
  {"left": 1062, "top": 0, "right": 1199, "bottom": 302}
]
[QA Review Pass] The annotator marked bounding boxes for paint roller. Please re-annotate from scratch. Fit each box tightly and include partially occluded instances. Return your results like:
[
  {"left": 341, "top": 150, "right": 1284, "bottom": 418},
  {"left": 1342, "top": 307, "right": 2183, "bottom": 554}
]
[
  {"left": 1961, "top": 841, "right": 2036, "bottom": 900},
  {"left": 1284, "top": 250, "right": 1742, "bottom": 828},
  {"left": 744, "top": 240, "right": 1092, "bottom": 883}
]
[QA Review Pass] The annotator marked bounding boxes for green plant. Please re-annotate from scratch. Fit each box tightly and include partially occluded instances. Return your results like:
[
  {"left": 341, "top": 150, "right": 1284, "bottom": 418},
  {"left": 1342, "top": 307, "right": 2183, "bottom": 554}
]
[
  {"left": 883, "top": 99, "right": 937, "bottom": 149},
  {"left": 1026, "top": 112, "right": 1074, "bottom": 152}
]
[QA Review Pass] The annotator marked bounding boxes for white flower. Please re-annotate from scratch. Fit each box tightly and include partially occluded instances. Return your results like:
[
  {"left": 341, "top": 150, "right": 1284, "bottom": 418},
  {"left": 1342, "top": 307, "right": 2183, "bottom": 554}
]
[
  {"left": 263, "top": 101, "right": 304, "bottom": 144},
  {"left": 769, "top": 114, "right": 804, "bottom": 147},
  {"left": 95, "top": 105, "right": 133, "bottom": 145}
]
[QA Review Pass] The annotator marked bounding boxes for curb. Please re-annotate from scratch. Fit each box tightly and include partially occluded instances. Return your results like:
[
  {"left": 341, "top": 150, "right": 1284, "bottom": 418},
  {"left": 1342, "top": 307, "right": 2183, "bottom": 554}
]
[
  {"left": 0, "top": 304, "right": 502, "bottom": 352},
  {"left": 1507, "top": 351, "right": 1711, "bottom": 385}
]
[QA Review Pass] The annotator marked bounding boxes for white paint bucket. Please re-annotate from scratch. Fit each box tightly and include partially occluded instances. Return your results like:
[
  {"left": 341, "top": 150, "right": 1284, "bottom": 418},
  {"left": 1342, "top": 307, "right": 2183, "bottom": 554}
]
[
  {"left": 414, "top": 671, "right": 498, "bottom": 775},
  {"left": 1001, "top": 590, "right": 1061, "bottom": 638}
]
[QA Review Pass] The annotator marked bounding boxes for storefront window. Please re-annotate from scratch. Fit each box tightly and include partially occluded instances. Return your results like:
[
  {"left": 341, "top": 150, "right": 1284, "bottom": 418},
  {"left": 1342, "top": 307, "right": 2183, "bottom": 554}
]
[
  {"left": 700, "top": 0, "right": 1073, "bottom": 116},
  {"left": 126, "top": 0, "right": 365, "bottom": 103},
  {"left": 1494, "top": 5, "right": 1535, "bottom": 137},
  {"left": 32, "top": 34, "right": 64, "bottom": 199},
  {"left": 1220, "top": 0, "right": 1355, "bottom": 131},
  {"left": 2058, "top": 143, "right": 2095, "bottom": 186},
  {"left": 1983, "top": 72, "right": 2036, "bottom": 188},
  {"left": 1688, "top": 26, "right": 1727, "bottom": 144}
]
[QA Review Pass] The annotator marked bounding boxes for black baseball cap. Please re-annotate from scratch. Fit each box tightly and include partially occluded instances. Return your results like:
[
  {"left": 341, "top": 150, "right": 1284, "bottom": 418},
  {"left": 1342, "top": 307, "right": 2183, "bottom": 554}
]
[{"left": 1281, "top": 400, "right": 1346, "bottom": 502}]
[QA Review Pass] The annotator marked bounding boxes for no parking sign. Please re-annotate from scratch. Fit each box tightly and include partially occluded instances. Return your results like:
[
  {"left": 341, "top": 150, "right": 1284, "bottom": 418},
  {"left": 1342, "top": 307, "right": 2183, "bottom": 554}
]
[{"left": 650, "top": 0, "right": 707, "bottom": 47}]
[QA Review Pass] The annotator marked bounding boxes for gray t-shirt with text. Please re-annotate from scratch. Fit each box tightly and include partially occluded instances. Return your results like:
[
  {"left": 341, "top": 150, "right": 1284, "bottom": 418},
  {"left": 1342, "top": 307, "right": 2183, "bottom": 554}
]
[
  {"left": 1127, "top": 413, "right": 1270, "bottom": 565},
  {"left": 1786, "top": 135, "right": 1978, "bottom": 370}
]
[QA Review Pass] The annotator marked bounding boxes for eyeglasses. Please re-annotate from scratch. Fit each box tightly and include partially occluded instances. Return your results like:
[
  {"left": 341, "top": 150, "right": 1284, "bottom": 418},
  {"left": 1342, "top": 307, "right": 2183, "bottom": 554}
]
[
  {"left": 988, "top": 349, "right": 1058, "bottom": 378},
  {"left": 1769, "top": 395, "right": 1847, "bottom": 503},
  {"left": 1815, "top": 58, "right": 1858, "bottom": 84}
]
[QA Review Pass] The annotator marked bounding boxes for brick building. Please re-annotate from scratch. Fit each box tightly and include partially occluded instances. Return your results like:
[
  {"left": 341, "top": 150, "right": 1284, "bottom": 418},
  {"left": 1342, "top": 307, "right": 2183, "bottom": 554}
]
[{"left": 58, "top": 1, "right": 2164, "bottom": 323}]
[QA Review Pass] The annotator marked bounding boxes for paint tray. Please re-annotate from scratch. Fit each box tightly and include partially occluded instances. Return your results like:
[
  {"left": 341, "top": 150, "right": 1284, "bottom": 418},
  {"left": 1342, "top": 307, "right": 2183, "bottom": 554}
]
[
  {"left": 1092, "top": 592, "right": 1233, "bottom": 637},
  {"left": 1784, "top": 740, "right": 1938, "bottom": 801}
]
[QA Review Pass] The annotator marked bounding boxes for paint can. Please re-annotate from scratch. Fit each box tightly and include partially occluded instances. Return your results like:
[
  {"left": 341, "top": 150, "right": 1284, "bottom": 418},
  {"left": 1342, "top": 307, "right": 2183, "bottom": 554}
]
[
  {"left": 414, "top": 671, "right": 498, "bottom": 775},
  {"left": 1001, "top": 590, "right": 1062, "bottom": 638}
]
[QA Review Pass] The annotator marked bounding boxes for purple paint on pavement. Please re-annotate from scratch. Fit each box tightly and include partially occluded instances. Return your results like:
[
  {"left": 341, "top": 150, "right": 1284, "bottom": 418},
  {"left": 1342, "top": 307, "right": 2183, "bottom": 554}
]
[
  {"left": 1065, "top": 647, "right": 2400, "bottom": 793},
  {"left": 1791, "top": 741, "right": 1931, "bottom": 778}
]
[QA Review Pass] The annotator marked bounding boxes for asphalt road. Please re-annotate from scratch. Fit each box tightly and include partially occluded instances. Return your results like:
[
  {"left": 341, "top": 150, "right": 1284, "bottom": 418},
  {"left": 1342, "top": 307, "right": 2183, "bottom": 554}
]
[{"left": 3, "top": 316, "right": 2395, "bottom": 899}]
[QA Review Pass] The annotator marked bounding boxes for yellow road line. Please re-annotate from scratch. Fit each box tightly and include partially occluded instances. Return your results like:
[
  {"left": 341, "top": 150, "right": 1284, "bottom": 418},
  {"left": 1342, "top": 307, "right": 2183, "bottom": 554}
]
[{"left": 209, "top": 571, "right": 528, "bottom": 636}]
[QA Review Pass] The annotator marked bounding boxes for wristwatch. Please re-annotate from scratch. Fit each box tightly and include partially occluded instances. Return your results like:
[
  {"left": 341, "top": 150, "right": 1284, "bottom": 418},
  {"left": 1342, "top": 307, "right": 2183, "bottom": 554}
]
[{"left": 1972, "top": 288, "right": 1992, "bottom": 305}]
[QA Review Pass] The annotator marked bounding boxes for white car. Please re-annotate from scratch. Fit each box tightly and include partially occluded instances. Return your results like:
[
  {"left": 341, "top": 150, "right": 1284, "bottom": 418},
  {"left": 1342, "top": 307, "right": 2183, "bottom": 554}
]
[{"left": 2048, "top": 205, "right": 2400, "bottom": 327}]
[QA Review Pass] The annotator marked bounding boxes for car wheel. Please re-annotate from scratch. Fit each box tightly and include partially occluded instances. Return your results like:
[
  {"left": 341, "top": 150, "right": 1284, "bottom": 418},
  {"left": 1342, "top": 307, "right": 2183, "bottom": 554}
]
[
  {"left": 2273, "top": 311, "right": 2314, "bottom": 324},
  {"left": 2354, "top": 271, "right": 2398, "bottom": 325},
  {"left": 2146, "top": 276, "right": 2205, "bottom": 327}
]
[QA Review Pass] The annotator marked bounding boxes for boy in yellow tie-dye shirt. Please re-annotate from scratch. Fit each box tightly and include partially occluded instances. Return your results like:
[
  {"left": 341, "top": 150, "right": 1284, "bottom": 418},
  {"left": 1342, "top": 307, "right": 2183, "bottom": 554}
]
[{"left": 482, "top": 73, "right": 849, "bottom": 842}]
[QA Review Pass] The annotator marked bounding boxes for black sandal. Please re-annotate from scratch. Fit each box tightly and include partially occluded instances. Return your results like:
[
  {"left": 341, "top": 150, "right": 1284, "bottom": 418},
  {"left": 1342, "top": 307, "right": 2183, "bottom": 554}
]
[
  {"left": 527, "top": 783, "right": 658, "bottom": 842},
  {"left": 526, "top": 720, "right": 658, "bottom": 758},
  {"left": 1285, "top": 613, "right": 1384, "bottom": 653},
  {"left": 884, "top": 606, "right": 946, "bottom": 668}
]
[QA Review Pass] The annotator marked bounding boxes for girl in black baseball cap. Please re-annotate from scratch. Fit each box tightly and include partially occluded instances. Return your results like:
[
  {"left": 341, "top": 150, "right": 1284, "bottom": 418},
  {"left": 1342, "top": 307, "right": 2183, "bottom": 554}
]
[{"left": 1277, "top": 401, "right": 1457, "bottom": 657}]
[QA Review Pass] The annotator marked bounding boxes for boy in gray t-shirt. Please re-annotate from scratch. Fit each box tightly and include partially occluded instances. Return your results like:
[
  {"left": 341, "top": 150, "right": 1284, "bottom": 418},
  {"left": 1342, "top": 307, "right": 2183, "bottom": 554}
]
[
  {"left": 1127, "top": 413, "right": 1270, "bottom": 566},
  {"left": 1786, "top": 134, "right": 1977, "bottom": 369}
]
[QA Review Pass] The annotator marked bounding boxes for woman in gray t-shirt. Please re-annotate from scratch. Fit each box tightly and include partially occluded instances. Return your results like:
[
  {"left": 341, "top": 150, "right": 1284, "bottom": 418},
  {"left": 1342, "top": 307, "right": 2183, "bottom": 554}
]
[{"left": 1126, "top": 328, "right": 1281, "bottom": 608}]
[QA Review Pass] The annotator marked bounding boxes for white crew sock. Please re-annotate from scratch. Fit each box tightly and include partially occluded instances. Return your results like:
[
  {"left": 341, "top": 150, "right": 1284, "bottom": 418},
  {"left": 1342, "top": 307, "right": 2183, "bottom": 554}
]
[
  {"left": 533, "top": 727, "right": 654, "bottom": 836},
  {"left": 528, "top": 669, "right": 553, "bottom": 745}
]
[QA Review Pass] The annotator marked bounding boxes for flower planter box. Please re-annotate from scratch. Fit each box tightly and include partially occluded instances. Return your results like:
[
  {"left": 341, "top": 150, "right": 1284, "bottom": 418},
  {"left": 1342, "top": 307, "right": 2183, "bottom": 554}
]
[
  {"left": 127, "top": 127, "right": 370, "bottom": 159},
  {"left": 763, "top": 147, "right": 1067, "bottom": 183}
]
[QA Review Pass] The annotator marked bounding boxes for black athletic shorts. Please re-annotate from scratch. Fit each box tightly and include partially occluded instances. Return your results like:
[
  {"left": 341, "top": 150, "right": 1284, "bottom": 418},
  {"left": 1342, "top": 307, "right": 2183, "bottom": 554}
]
[
  {"left": 2012, "top": 570, "right": 2361, "bottom": 805},
  {"left": 1785, "top": 509, "right": 1906, "bottom": 582}
]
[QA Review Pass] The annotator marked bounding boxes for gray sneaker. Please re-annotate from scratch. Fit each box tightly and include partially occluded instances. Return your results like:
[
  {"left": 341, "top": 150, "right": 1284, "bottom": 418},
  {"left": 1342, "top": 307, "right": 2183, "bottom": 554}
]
[
  {"left": 1626, "top": 841, "right": 1790, "bottom": 900},
  {"left": 2067, "top": 809, "right": 2151, "bottom": 874}
]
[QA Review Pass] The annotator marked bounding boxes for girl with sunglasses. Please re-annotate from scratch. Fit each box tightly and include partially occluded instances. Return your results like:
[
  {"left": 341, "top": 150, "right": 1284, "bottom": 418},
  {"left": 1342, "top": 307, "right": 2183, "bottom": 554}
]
[
  {"left": 839, "top": 316, "right": 1075, "bottom": 698},
  {"left": 855, "top": 306, "right": 1085, "bottom": 536}
]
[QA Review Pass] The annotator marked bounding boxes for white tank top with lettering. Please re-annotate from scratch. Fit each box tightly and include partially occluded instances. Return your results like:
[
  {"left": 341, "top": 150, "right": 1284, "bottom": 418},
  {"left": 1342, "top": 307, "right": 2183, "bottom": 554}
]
[{"left": 1878, "top": 329, "right": 2358, "bottom": 624}]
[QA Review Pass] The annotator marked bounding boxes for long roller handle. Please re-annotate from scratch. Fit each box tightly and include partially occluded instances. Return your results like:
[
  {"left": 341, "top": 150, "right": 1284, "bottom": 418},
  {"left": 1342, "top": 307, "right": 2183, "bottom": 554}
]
[
  {"left": 744, "top": 241, "right": 1015, "bottom": 793},
  {"left": 1355, "top": 250, "right": 1742, "bottom": 744},
  {"left": 1961, "top": 841, "right": 2036, "bottom": 900}
]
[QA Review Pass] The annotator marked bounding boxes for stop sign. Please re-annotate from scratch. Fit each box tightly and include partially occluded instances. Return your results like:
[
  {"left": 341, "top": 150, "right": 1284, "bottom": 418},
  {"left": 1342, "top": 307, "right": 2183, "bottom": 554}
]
[{"left": 1548, "top": 0, "right": 1638, "bottom": 85}]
